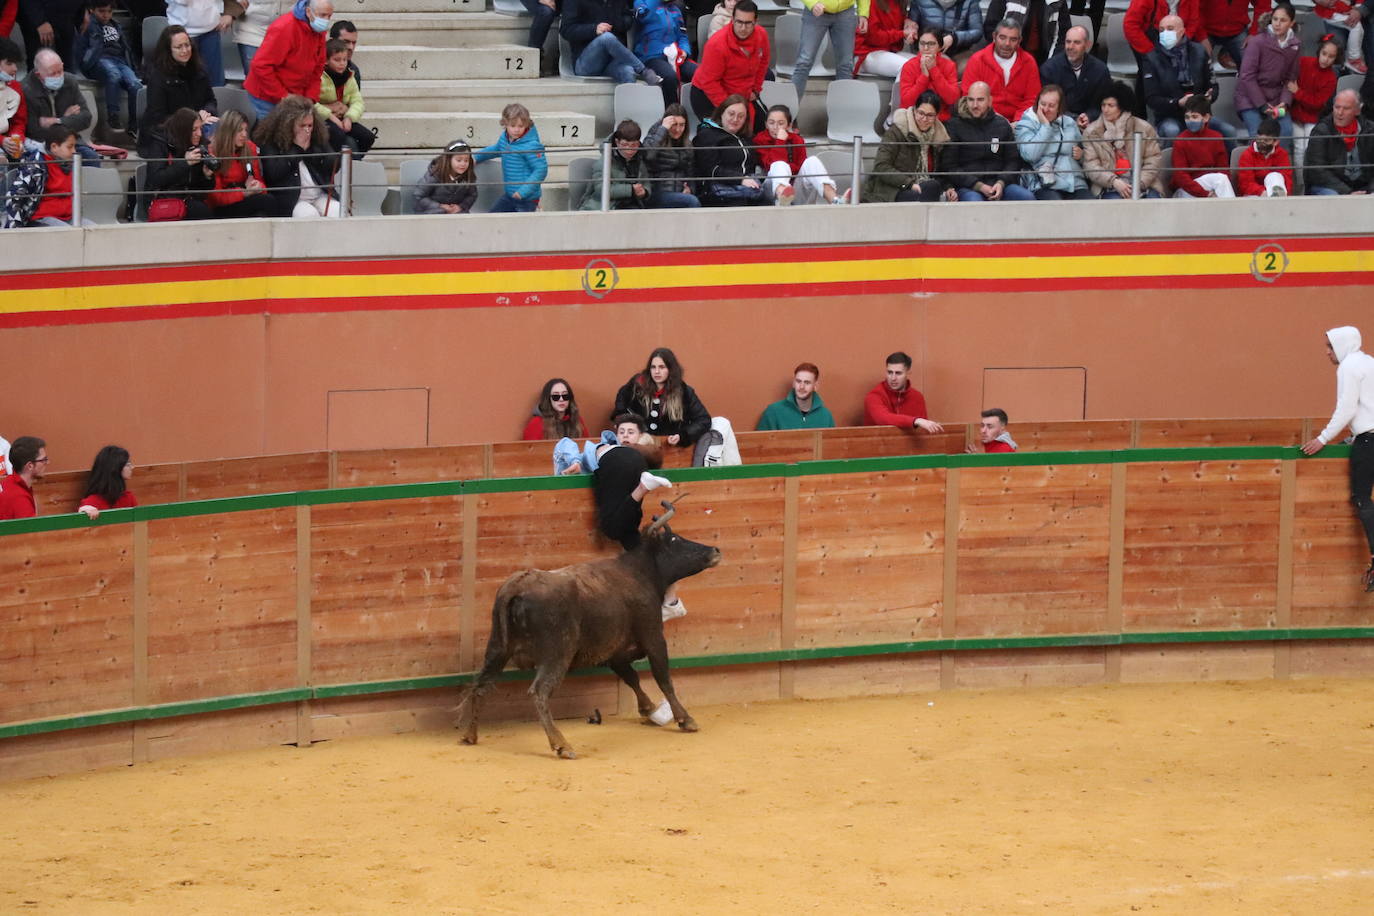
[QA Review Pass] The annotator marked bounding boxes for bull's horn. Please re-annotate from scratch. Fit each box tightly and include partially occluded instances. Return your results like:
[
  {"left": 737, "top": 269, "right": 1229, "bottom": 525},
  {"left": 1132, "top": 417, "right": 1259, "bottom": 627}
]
[{"left": 647, "top": 493, "right": 688, "bottom": 534}]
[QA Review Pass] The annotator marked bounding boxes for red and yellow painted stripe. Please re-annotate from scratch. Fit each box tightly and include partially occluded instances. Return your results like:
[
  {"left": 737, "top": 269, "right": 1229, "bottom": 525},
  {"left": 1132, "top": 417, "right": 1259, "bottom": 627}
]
[{"left": 2, "top": 237, "right": 1372, "bottom": 328}]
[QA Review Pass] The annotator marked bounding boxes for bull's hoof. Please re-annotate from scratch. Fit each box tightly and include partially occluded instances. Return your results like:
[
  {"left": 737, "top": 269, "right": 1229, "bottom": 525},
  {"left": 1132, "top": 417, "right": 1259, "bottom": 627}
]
[
  {"left": 460, "top": 735, "right": 478, "bottom": 745},
  {"left": 677, "top": 717, "right": 699, "bottom": 733},
  {"left": 555, "top": 747, "right": 578, "bottom": 759}
]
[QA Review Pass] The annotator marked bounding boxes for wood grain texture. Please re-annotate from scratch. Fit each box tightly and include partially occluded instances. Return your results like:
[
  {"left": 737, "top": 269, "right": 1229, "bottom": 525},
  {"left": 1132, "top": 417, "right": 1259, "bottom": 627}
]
[
  {"left": 791, "top": 655, "right": 942, "bottom": 699},
  {"left": 0, "top": 724, "right": 133, "bottom": 782},
  {"left": 1122, "top": 461, "right": 1283, "bottom": 631},
  {"left": 309, "top": 688, "right": 465, "bottom": 741},
  {"left": 1010, "top": 420, "right": 1134, "bottom": 452},
  {"left": 734, "top": 430, "right": 820, "bottom": 465},
  {"left": 142, "top": 706, "right": 295, "bottom": 762},
  {"left": 488, "top": 441, "right": 563, "bottom": 480},
  {"left": 950, "top": 647, "right": 1107, "bottom": 689},
  {"left": 1286, "top": 640, "right": 1374, "bottom": 678},
  {"left": 334, "top": 446, "right": 486, "bottom": 488},
  {"left": 310, "top": 496, "right": 463, "bottom": 684},
  {"left": 146, "top": 509, "right": 298, "bottom": 703},
  {"left": 1290, "top": 459, "right": 1372, "bottom": 627},
  {"left": 957, "top": 464, "right": 1112, "bottom": 636},
  {"left": 0, "top": 526, "right": 134, "bottom": 724},
  {"left": 794, "top": 470, "right": 946, "bottom": 647},
  {"left": 1135, "top": 419, "right": 1304, "bottom": 448},
  {"left": 35, "top": 471, "right": 85, "bottom": 517},
  {"left": 1118, "top": 644, "right": 1275, "bottom": 682},
  {"left": 183, "top": 453, "right": 330, "bottom": 501},
  {"left": 819, "top": 426, "right": 966, "bottom": 460}
]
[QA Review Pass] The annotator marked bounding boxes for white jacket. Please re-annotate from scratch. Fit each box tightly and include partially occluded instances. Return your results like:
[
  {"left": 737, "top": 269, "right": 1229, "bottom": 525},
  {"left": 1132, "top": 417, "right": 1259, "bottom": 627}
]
[
  {"left": 234, "top": 0, "right": 290, "bottom": 49},
  {"left": 167, "top": 0, "right": 226, "bottom": 38},
  {"left": 1319, "top": 326, "right": 1374, "bottom": 443}
]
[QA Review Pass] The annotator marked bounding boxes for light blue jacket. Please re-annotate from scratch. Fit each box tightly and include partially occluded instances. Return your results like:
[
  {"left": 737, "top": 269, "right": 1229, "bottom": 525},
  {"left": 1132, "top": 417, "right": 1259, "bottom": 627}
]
[
  {"left": 1014, "top": 110, "right": 1087, "bottom": 193},
  {"left": 475, "top": 124, "right": 549, "bottom": 200},
  {"left": 553, "top": 431, "right": 619, "bottom": 475}
]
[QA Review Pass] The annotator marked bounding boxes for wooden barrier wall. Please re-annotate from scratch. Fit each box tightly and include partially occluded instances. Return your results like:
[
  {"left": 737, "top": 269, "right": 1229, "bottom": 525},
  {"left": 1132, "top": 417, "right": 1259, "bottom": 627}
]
[
  {"left": 4, "top": 445, "right": 1370, "bottom": 782},
  {"left": 34, "top": 418, "right": 1318, "bottom": 518}
]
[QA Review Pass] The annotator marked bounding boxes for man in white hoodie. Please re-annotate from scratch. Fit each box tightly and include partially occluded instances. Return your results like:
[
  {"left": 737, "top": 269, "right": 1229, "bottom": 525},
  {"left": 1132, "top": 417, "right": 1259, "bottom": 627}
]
[{"left": 1302, "top": 326, "right": 1374, "bottom": 591}]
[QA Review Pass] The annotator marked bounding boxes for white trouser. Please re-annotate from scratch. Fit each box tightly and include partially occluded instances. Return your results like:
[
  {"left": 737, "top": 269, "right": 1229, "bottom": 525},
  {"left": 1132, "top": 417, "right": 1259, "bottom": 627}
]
[
  {"left": 859, "top": 50, "right": 916, "bottom": 78},
  {"left": 1291, "top": 122, "right": 1315, "bottom": 173},
  {"left": 1172, "top": 172, "right": 1235, "bottom": 198},
  {"left": 767, "top": 157, "right": 836, "bottom": 204},
  {"left": 292, "top": 196, "right": 344, "bottom": 218},
  {"left": 1261, "top": 172, "right": 1287, "bottom": 196}
]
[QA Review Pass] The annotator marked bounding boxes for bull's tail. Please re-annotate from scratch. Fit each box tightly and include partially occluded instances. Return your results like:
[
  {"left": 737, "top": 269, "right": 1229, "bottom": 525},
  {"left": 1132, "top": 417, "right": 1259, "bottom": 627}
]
[{"left": 452, "top": 576, "right": 528, "bottom": 741}]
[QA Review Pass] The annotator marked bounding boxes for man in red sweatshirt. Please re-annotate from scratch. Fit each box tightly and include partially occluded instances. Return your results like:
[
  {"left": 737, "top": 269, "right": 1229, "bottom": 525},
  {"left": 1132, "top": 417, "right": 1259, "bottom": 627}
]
[
  {"left": 961, "top": 18, "right": 1041, "bottom": 122},
  {"left": 863, "top": 351, "right": 945, "bottom": 433},
  {"left": 689, "top": 0, "right": 769, "bottom": 127},
  {"left": 1169, "top": 95, "right": 1234, "bottom": 197},
  {"left": 0, "top": 436, "right": 47, "bottom": 520}
]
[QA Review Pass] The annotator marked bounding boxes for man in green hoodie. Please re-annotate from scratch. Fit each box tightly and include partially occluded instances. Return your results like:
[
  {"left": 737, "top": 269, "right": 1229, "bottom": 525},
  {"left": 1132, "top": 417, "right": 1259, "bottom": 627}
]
[{"left": 756, "top": 362, "right": 837, "bottom": 430}]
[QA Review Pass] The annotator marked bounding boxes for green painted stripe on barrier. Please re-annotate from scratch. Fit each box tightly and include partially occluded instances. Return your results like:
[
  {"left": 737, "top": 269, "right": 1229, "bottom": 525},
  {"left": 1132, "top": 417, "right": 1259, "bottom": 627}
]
[
  {"left": 6, "top": 627, "right": 1374, "bottom": 741},
  {"left": 0, "top": 444, "right": 1354, "bottom": 537}
]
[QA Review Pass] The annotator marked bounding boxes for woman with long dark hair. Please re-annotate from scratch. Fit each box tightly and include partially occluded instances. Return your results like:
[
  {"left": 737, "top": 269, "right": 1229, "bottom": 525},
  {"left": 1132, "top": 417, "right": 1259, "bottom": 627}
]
[
  {"left": 143, "top": 107, "right": 216, "bottom": 220},
  {"left": 612, "top": 347, "right": 711, "bottom": 449},
  {"left": 77, "top": 446, "right": 137, "bottom": 519},
  {"left": 523, "top": 378, "right": 590, "bottom": 440},
  {"left": 139, "top": 25, "right": 218, "bottom": 138}
]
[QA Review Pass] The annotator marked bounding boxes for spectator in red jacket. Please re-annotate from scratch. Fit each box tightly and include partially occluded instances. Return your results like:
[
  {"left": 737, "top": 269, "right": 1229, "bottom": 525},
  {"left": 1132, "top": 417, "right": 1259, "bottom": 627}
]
[
  {"left": 206, "top": 110, "right": 276, "bottom": 218},
  {"left": 863, "top": 351, "right": 944, "bottom": 433},
  {"left": 1236, "top": 116, "right": 1293, "bottom": 195},
  {"left": 76, "top": 445, "right": 139, "bottom": 519},
  {"left": 244, "top": 0, "right": 334, "bottom": 121},
  {"left": 961, "top": 18, "right": 1042, "bottom": 122},
  {"left": 0, "top": 436, "right": 47, "bottom": 520},
  {"left": 969, "top": 408, "right": 1018, "bottom": 453},
  {"left": 0, "top": 37, "right": 26, "bottom": 161},
  {"left": 899, "top": 26, "right": 959, "bottom": 116},
  {"left": 1291, "top": 38, "right": 1341, "bottom": 173},
  {"left": 753, "top": 103, "right": 847, "bottom": 203},
  {"left": 523, "top": 378, "right": 590, "bottom": 440},
  {"left": 1201, "top": 0, "right": 1270, "bottom": 71},
  {"left": 1170, "top": 95, "right": 1235, "bottom": 196},
  {"left": 856, "top": 0, "right": 916, "bottom": 78},
  {"left": 690, "top": 0, "right": 769, "bottom": 128},
  {"left": 1123, "top": 0, "right": 1204, "bottom": 58}
]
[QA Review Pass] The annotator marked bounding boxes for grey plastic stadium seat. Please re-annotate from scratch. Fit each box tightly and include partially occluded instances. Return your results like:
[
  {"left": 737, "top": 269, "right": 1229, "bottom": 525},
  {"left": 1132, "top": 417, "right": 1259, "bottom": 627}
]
[
  {"left": 759, "top": 79, "right": 800, "bottom": 118},
  {"left": 1336, "top": 73, "right": 1363, "bottom": 96},
  {"left": 772, "top": 13, "right": 801, "bottom": 77},
  {"left": 680, "top": 82, "right": 700, "bottom": 132},
  {"left": 135, "top": 86, "right": 146, "bottom": 127},
  {"left": 1158, "top": 147, "right": 1173, "bottom": 193},
  {"left": 78, "top": 87, "right": 98, "bottom": 145},
  {"left": 1069, "top": 14, "right": 1094, "bottom": 49},
  {"left": 9, "top": 24, "right": 26, "bottom": 79},
  {"left": 826, "top": 80, "right": 882, "bottom": 144},
  {"left": 1298, "top": 12, "right": 1326, "bottom": 58},
  {"left": 472, "top": 158, "right": 506, "bottom": 212},
  {"left": 1211, "top": 74, "right": 1239, "bottom": 132},
  {"left": 697, "top": 14, "right": 712, "bottom": 56},
  {"left": 222, "top": 28, "right": 245, "bottom": 82},
  {"left": 1228, "top": 144, "right": 1244, "bottom": 190},
  {"left": 348, "top": 160, "right": 388, "bottom": 216},
  {"left": 614, "top": 83, "right": 665, "bottom": 134},
  {"left": 143, "top": 16, "right": 168, "bottom": 63},
  {"left": 213, "top": 86, "right": 258, "bottom": 125},
  {"left": 493, "top": 0, "right": 528, "bottom": 14},
  {"left": 566, "top": 156, "right": 596, "bottom": 210},
  {"left": 81, "top": 166, "right": 124, "bottom": 224},
  {"left": 816, "top": 148, "right": 854, "bottom": 200},
  {"left": 559, "top": 34, "right": 614, "bottom": 81},
  {"left": 1104, "top": 13, "right": 1136, "bottom": 79},
  {"left": 398, "top": 158, "right": 431, "bottom": 214},
  {"left": 133, "top": 163, "right": 149, "bottom": 222}
]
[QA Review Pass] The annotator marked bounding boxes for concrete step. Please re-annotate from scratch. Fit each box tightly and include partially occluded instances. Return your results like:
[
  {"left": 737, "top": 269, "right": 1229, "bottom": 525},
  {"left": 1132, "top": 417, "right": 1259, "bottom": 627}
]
[
  {"left": 336, "top": 0, "right": 486, "bottom": 12},
  {"left": 368, "top": 110, "right": 597, "bottom": 148},
  {"left": 352, "top": 45, "right": 538, "bottom": 80},
  {"left": 345, "top": 12, "right": 527, "bottom": 47}
]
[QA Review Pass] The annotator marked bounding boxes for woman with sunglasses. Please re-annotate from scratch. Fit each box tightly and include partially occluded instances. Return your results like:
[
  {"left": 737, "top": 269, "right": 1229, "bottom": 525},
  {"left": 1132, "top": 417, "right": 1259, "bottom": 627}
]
[{"left": 523, "top": 378, "right": 590, "bottom": 440}]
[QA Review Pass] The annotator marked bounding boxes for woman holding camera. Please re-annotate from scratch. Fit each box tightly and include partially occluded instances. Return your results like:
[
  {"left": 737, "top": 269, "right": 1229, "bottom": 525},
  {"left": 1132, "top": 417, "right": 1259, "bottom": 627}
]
[
  {"left": 143, "top": 106, "right": 216, "bottom": 220},
  {"left": 206, "top": 110, "right": 276, "bottom": 219}
]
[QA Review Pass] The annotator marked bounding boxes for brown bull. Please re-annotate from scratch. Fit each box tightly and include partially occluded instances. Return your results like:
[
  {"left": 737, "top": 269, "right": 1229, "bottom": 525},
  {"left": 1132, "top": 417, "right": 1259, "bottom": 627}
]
[{"left": 453, "top": 500, "right": 721, "bottom": 758}]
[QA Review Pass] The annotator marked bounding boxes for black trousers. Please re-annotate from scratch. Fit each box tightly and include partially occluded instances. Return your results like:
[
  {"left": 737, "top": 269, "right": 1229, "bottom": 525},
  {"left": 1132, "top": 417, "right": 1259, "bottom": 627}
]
[
  {"left": 1351, "top": 431, "right": 1374, "bottom": 554},
  {"left": 594, "top": 446, "right": 646, "bottom": 550}
]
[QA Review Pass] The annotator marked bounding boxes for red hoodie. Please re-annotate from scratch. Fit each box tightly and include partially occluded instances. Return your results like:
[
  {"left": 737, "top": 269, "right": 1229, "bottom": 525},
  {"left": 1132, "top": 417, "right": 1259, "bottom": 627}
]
[
  {"left": 961, "top": 45, "right": 1041, "bottom": 122},
  {"left": 899, "top": 53, "right": 959, "bottom": 118},
  {"left": 243, "top": 7, "right": 327, "bottom": 103},
  {"left": 1291, "top": 55, "right": 1337, "bottom": 124},
  {"left": 693, "top": 22, "right": 771, "bottom": 107},
  {"left": 863, "top": 380, "right": 929, "bottom": 429},
  {"left": 1200, "top": 0, "right": 1269, "bottom": 38},
  {"left": 854, "top": 0, "right": 907, "bottom": 73},
  {"left": 1236, "top": 141, "right": 1292, "bottom": 195},
  {"left": 752, "top": 129, "right": 806, "bottom": 173}
]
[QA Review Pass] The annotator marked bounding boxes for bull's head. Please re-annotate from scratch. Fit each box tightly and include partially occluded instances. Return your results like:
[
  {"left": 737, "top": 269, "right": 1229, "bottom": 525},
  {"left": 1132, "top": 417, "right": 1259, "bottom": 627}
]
[{"left": 643, "top": 496, "right": 721, "bottom": 584}]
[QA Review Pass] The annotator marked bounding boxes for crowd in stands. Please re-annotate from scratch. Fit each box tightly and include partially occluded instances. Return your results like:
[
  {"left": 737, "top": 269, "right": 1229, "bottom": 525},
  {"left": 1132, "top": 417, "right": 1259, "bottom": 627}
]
[{"left": 4, "top": 0, "right": 1374, "bottom": 226}]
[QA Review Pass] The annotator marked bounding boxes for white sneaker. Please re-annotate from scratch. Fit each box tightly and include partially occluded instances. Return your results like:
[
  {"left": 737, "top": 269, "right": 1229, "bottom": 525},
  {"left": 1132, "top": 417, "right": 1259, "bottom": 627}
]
[
  {"left": 661, "top": 597, "right": 687, "bottom": 621},
  {"left": 640, "top": 471, "right": 672, "bottom": 491}
]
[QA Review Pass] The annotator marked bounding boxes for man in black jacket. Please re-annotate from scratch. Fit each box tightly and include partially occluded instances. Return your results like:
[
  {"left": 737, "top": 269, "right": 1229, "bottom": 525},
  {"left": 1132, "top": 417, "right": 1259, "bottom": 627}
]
[
  {"left": 559, "top": 0, "right": 661, "bottom": 85},
  {"left": 1305, "top": 89, "right": 1374, "bottom": 195},
  {"left": 944, "top": 81, "right": 1034, "bottom": 200},
  {"left": 1139, "top": 13, "right": 1236, "bottom": 147},
  {"left": 1040, "top": 24, "right": 1108, "bottom": 128}
]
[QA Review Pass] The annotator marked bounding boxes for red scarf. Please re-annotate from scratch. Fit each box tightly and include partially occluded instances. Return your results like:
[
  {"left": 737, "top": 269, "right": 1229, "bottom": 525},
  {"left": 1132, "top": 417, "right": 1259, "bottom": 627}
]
[{"left": 1337, "top": 119, "right": 1359, "bottom": 151}]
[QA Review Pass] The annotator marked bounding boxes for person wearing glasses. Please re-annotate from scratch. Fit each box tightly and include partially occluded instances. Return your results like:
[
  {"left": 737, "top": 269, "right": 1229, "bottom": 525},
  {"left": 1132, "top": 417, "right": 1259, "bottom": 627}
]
[
  {"left": 76, "top": 446, "right": 139, "bottom": 520},
  {"left": 691, "top": 0, "right": 770, "bottom": 130},
  {"left": 898, "top": 26, "right": 959, "bottom": 115},
  {"left": 0, "top": 436, "right": 48, "bottom": 520},
  {"left": 523, "top": 378, "right": 590, "bottom": 440}
]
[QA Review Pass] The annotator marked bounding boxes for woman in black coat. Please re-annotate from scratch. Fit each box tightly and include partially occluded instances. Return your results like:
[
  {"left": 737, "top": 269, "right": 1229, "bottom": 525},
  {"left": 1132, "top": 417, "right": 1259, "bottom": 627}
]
[
  {"left": 254, "top": 95, "right": 340, "bottom": 218},
  {"left": 142, "top": 107, "right": 215, "bottom": 220},
  {"left": 612, "top": 346, "right": 712, "bottom": 448},
  {"left": 692, "top": 93, "right": 769, "bottom": 206},
  {"left": 140, "top": 25, "right": 218, "bottom": 138}
]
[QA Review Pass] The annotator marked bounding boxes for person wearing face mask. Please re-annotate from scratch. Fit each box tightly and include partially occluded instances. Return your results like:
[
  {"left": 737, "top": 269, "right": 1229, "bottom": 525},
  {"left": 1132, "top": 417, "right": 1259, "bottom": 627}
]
[
  {"left": 20, "top": 49, "right": 100, "bottom": 166},
  {"left": 0, "top": 37, "right": 27, "bottom": 162},
  {"left": 2, "top": 125, "right": 96, "bottom": 227},
  {"left": 1123, "top": 0, "right": 1206, "bottom": 60},
  {"left": 1168, "top": 95, "right": 1235, "bottom": 196},
  {"left": 244, "top": 0, "right": 335, "bottom": 122},
  {"left": 1236, "top": 116, "right": 1293, "bottom": 195},
  {"left": 1141, "top": 14, "right": 1238, "bottom": 147},
  {"left": 1235, "top": 3, "right": 1301, "bottom": 145}
]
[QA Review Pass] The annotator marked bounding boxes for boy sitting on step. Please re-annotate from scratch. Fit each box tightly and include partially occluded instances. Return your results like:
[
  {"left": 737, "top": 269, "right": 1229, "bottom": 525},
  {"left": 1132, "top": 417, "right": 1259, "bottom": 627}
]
[{"left": 317, "top": 38, "right": 375, "bottom": 157}]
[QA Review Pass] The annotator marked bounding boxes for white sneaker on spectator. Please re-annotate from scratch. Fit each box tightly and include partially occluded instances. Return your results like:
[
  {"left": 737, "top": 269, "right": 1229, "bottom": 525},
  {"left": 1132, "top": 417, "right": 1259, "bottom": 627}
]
[
  {"left": 640, "top": 68, "right": 663, "bottom": 85},
  {"left": 640, "top": 470, "right": 672, "bottom": 491},
  {"left": 661, "top": 597, "right": 687, "bottom": 621}
]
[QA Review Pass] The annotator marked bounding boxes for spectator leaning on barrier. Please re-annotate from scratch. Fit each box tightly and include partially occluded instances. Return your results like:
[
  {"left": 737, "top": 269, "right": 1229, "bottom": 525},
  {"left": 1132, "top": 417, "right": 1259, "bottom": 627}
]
[
  {"left": 1301, "top": 326, "right": 1374, "bottom": 592},
  {"left": 473, "top": 102, "right": 548, "bottom": 212},
  {"left": 866, "top": 90, "right": 957, "bottom": 201},
  {"left": 970, "top": 408, "right": 1018, "bottom": 453},
  {"left": 962, "top": 18, "right": 1042, "bottom": 122},
  {"left": 1039, "top": 24, "right": 1109, "bottom": 129},
  {"left": 141, "top": 25, "right": 220, "bottom": 138},
  {"left": 1082, "top": 80, "right": 1164, "bottom": 198},
  {"left": 1169, "top": 95, "right": 1236, "bottom": 197},
  {"left": 1304, "top": 88, "right": 1374, "bottom": 194},
  {"left": 0, "top": 436, "right": 47, "bottom": 520},
  {"left": 0, "top": 37, "right": 26, "bottom": 162},
  {"left": 982, "top": 0, "right": 1070, "bottom": 65},
  {"left": 73, "top": 0, "right": 141, "bottom": 145},
  {"left": 561, "top": 0, "right": 663, "bottom": 86},
  {"left": 1236, "top": 115, "right": 1292, "bottom": 195},
  {"left": 908, "top": 0, "right": 983, "bottom": 57},
  {"left": 244, "top": 0, "right": 334, "bottom": 122},
  {"left": 945, "top": 81, "right": 1036, "bottom": 201},
  {"left": 22, "top": 49, "right": 99, "bottom": 166},
  {"left": 863, "top": 351, "right": 944, "bottom": 433},
  {"left": 756, "top": 362, "right": 836, "bottom": 430},
  {"left": 691, "top": 0, "right": 769, "bottom": 130}
]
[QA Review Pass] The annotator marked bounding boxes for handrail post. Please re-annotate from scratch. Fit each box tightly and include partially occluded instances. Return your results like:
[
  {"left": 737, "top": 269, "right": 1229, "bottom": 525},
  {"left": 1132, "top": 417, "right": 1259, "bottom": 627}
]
[
  {"left": 71, "top": 152, "right": 83, "bottom": 226},
  {"left": 600, "top": 139, "right": 612, "bottom": 212},
  {"left": 339, "top": 147, "right": 352, "bottom": 217},
  {"left": 1130, "top": 131, "right": 1142, "bottom": 201},
  {"left": 849, "top": 136, "right": 862, "bottom": 205}
]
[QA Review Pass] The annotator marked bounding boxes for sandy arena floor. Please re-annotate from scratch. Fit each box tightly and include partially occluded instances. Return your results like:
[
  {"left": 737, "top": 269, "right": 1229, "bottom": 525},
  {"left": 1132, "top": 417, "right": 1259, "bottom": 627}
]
[{"left": 2, "top": 678, "right": 1372, "bottom": 914}]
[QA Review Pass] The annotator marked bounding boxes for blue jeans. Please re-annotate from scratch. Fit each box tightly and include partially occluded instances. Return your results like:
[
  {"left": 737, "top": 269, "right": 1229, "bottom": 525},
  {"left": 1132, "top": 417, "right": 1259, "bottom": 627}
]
[
  {"left": 520, "top": 0, "right": 559, "bottom": 49},
  {"left": 1209, "top": 31, "right": 1245, "bottom": 67},
  {"left": 792, "top": 5, "right": 856, "bottom": 95},
  {"left": 91, "top": 57, "right": 142, "bottom": 123},
  {"left": 956, "top": 183, "right": 1035, "bottom": 201},
  {"left": 643, "top": 57, "right": 697, "bottom": 107},
  {"left": 75, "top": 143, "right": 103, "bottom": 167},
  {"left": 648, "top": 189, "right": 700, "bottom": 208},
  {"left": 1239, "top": 109, "right": 1293, "bottom": 151},
  {"left": 1157, "top": 118, "right": 1240, "bottom": 151},
  {"left": 237, "top": 42, "right": 258, "bottom": 76},
  {"left": 248, "top": 93, "right": 277, "bottom": 121},
  {"left": 1307, "top": 186, "right": 1342, "bottom": 195},
  {"left": 1099, "top": 188, "right": 1162, "bottom": 199},
  {"left": 193, "top": 28, "right": 225, "bottom": 87},
  {"left": 574, "top": 32, "right": 644, "bottom": 83},
  {"left": 491, "top": 194, "right": 539, "bottom": 212}
]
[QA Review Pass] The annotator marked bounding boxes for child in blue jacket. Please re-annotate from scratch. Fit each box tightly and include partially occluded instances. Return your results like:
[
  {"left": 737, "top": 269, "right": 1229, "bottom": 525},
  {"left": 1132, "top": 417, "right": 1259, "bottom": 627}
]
[{"left": 474, "top": 103, "right": 548, "bottom": 212}]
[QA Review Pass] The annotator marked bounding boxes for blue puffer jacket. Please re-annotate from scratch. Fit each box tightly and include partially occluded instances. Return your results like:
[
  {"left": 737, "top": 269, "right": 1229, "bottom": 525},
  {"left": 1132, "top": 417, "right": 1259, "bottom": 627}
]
[
  {"left": 634, "top": 0, "right": 691, "bottom": 61},
  {"left": 907, "top": 0, "right": 983, "bottom": 53},
  {"left": 474, "top": 124, "right": 549, "bottom": 201}
]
